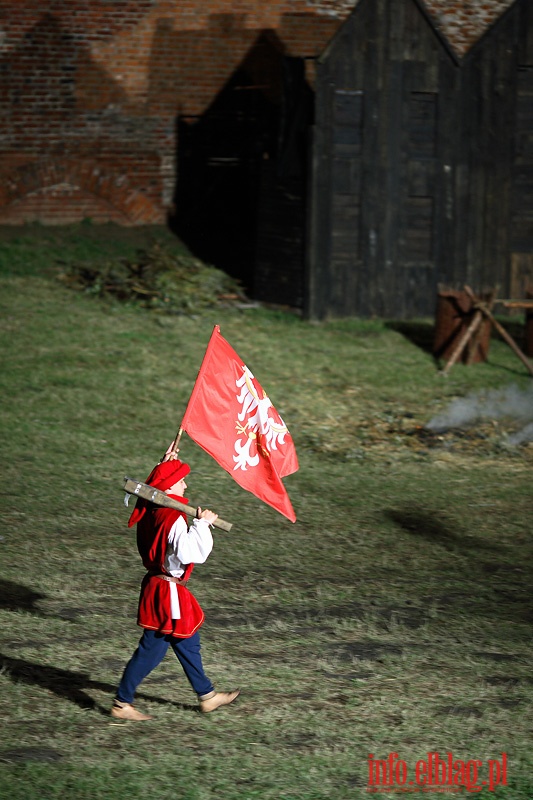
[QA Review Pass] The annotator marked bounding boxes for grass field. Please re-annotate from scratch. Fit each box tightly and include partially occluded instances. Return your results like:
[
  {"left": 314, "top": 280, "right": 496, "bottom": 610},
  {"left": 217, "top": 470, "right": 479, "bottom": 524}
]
[{"left": 0, "top": 224, "right": 532, "bottom": 799}]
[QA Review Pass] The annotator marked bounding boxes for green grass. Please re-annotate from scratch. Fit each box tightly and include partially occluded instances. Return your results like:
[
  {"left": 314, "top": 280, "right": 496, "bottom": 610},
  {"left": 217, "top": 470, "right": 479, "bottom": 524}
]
[
  {"left": 0, "top": 224, "right": 532, "bottom": 799},
  {"left": 0, "top": 220, "right": 188, "bottom": 276}
]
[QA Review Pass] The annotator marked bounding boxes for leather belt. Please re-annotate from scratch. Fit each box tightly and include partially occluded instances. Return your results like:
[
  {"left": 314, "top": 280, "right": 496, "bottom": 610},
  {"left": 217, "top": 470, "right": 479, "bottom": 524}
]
[{"left": 150, "top": 573, "right": 187, "bottom": 585}]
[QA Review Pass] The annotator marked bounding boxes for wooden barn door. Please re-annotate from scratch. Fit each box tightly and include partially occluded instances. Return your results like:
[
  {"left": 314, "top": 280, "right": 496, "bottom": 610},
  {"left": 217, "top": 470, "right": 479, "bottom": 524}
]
[
  {"left": 396, "top": 76, "right": 440, "bottom": 317},
  {"left": 315, "top": 73, "right": 442, "bottom": 319},
  {"left": 306, "top": 82, "right": 367, "bottom": 319},
  {"left": 326, "top": 88, "right": 365, "bottom": 316},
  {"left": 307, "top": 0, "right": 458, "bottom": 320}
]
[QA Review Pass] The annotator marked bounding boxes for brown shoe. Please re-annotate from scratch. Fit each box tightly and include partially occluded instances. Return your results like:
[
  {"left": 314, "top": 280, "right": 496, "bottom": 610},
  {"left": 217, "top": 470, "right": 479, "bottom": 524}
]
[
  {"left": 199, "top": 690, "right": 240, "bottom": 713},
  {"left": 111, "top": 700, "right": 153, "bottom": 721}
]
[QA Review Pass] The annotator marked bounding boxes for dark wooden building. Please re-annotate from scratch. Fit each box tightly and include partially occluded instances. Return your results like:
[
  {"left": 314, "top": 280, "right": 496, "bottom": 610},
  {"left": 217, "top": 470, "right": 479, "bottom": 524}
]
[{"left": 306, "top": 0, "right": 533, "bottom": 319}]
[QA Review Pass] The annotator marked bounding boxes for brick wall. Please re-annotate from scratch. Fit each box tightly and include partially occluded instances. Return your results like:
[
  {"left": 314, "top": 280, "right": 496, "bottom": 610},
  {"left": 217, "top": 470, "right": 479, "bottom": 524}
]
[{"left": 0, "top": 0, "right": 515, "bottom": 225}]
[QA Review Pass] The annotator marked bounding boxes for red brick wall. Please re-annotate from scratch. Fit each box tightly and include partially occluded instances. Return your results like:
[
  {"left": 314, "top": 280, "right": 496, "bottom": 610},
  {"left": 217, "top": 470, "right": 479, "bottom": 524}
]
[
  {"left": 0, "top": 1, "right": 349, "bottom": 225},
  {"left": 0, "top": 0, "right": 514, "bottom": 225}
]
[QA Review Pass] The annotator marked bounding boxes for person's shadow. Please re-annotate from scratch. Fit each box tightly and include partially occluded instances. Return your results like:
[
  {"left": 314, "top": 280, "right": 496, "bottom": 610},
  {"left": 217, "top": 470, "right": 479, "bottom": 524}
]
[
  {"left": 0, "top": 580, "right": 198, "bottom": 715},
  {"left": 0, "top": 652, "right": 199, "bottom": 716}
]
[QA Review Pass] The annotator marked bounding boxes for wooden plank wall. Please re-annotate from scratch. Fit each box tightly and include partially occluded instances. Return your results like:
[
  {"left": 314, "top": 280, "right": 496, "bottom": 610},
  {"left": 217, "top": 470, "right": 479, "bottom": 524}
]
[
  {"left": 510, "top": 0, "right": 533, "bottom": 293},
  {"left": 308, "top": 0, "right": 459, "bottom": 319},
  {"left": 307, "top": 0, "right": 533, "bottom": 320},
  {"left": 457, "top": 4, "right": 521, "bottom": 295}
]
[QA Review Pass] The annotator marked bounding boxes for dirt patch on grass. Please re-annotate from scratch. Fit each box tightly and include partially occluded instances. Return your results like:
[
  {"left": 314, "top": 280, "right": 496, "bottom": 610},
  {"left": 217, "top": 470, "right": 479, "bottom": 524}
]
[
  {"left": 484, "top": 675, "right": 532, "bottom": 686},
  {"left": 208, "top": 600, "right": 428, "bottom": 631},
  {"left": 0, "top": 747, "right": 63, "bottom": 763},
  {"left": 438, "top": 705, "right": 484, "bottom": 718},
  {"left": 333, "top": 642, "right": 404, "bottom": 662},
  {"left": 473, "top": 651, "right": 522, "bottom": 662},
  {"left": 322, "top": 670, "right": 375, "bottom": 682}
]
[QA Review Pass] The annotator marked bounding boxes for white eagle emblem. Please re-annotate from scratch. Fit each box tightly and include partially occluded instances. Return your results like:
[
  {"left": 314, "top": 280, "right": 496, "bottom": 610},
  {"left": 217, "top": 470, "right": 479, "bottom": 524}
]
[{"left": 233, "top": 365, "right": 290, "bottom": 471}]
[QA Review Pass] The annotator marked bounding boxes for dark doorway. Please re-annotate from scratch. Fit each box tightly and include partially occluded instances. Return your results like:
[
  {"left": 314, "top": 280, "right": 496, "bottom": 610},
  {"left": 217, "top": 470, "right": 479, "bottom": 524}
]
[
  {"left": 171, "top": 32, "right": 312, "bottom": 305},
  {"left": 172, "top": 32, "right": 283, "bottom": 294}
]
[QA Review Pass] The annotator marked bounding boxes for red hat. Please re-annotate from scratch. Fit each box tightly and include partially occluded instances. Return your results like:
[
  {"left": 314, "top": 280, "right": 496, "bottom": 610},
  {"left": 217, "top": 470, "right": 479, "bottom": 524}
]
[
  {"left": 145, "top": 459, "right": 190, "bottom": 491},
  {"left": 128, "top": 459, "right": 191, "bottom": 527}
]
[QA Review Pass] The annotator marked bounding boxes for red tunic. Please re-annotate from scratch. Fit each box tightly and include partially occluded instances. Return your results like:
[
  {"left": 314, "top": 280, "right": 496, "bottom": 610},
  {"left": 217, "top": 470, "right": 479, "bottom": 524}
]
[{"left": 135, "top": 501, "right": 205, "bottom": 638}]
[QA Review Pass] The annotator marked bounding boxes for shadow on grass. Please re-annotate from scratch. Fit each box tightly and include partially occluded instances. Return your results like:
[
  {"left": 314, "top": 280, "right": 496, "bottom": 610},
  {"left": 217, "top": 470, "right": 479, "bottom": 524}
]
[
  {"left": 383, "top": 507, "right": 533, "bottom": 626},
  {"left": 0, "top": 579, "right": 48, "bottom": 615},
  {"left": 387, "top": 316, "right": 531, "bottom": 379},
  {"left": 384, "top": 507, "right": 507, "bottom": 553},
  {"left": 385, "top": 320, "right": 436, "bottom": 357},
  {"left": 0, "top": 579, "right": 115, "bottom": 624},
  {"left": 0, "top": 653, "right": 198, "bottom": 716}
]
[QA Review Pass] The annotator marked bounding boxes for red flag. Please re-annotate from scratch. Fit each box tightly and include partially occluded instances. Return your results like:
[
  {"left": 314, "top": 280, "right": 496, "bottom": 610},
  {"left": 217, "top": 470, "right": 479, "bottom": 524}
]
[{"left": 181, "top": 325, "right": 298, "bottom": 521}]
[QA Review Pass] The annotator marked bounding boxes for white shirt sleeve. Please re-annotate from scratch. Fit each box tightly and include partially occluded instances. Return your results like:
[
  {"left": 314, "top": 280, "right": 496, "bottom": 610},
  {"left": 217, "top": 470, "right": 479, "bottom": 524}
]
[{"left": 164, "top": 516, "right": 214, "bottom": 576}]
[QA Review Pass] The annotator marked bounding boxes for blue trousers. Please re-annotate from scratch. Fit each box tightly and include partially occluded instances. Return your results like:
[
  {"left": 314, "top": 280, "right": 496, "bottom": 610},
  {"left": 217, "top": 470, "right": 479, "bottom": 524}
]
[{"left": 116, "top": 629, "right": 214, "bottom": 703}]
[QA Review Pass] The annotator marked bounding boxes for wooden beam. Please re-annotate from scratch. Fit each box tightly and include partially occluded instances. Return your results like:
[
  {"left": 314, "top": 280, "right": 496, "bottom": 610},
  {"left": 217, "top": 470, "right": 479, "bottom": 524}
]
[
  {"left": 464, "top": 286, "right": 533, "bottom": 378},
  {"left": 123, "top": 477, "right": 233, "bottom": 532},
  {"left": 441, "top": 310, "right": 483, "bottom": 375},
  {"left": 498, "top": 301, "right": 533, "bottom": 309},
  {"left": 478, "top": 306, "right": 533, "bottom": 378}
]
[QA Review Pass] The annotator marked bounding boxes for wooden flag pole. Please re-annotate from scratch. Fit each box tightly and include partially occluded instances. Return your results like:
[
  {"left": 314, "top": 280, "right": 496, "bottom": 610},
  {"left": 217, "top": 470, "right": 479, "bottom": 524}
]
[
  {"left": 166, "top": 427, "right": 183, "bottom": 460},
  {"left": 123, "top": 476, "right": 233, "bottom": 532}
]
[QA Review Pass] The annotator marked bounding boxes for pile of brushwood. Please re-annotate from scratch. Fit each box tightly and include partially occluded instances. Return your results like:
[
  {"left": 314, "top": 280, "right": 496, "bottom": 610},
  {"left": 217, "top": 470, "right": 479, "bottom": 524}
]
[{"left": 57, "top": 242, "right": 246, "bottom": 313}]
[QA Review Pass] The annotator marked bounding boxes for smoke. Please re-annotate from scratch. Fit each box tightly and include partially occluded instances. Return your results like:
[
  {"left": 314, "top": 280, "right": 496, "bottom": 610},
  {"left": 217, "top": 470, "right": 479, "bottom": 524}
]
[
  {"left": 508, "top": 421, "right": 533, "bottom": 446},
  {"left": 426, "top": 384, "right": 533, "bottom": 445}
]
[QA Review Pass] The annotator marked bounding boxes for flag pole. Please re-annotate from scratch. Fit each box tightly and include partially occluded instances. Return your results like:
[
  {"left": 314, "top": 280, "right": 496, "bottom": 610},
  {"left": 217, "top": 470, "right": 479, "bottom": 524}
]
[{"left": 166, "top": 427, "right": 183, "bottom": 460}]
